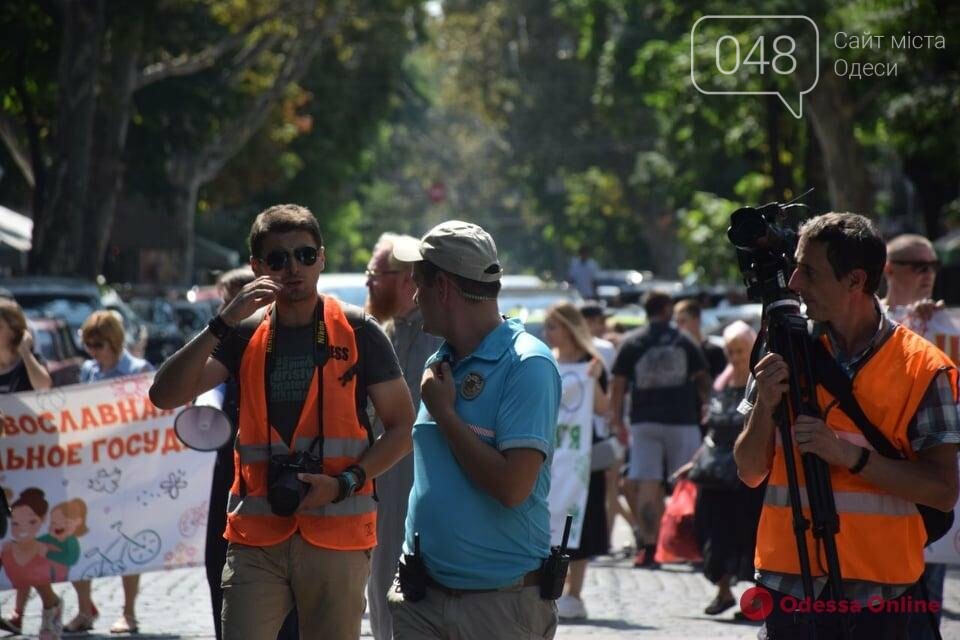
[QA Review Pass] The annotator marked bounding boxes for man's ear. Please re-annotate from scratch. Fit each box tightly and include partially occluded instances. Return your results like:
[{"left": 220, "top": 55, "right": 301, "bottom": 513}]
[
  {"left": 848, "top": 268, "right": 868, "bottom": 292},
  {"left": 249, "top": 255, "right": 263, "bottom": 277},
  {"left": 317, "top": 246, "right": 326, "bottom": 272}
]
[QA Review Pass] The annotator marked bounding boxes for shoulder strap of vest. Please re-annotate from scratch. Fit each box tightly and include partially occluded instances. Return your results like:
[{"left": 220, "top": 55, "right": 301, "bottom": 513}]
[{"left": 808, "top": 337, "right": 902, "bottom": 460}]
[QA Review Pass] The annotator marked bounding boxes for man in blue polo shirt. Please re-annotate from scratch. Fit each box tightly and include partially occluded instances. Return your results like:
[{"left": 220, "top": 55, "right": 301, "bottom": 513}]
[{"left": 389, "top": 220, "right": 561, "bottom": 639}]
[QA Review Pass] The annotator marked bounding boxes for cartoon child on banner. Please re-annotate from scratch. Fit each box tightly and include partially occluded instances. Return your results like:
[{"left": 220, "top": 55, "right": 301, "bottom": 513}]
[
  {"left": 1, "top": 488, "right": 55, "bottom": 587},
  {"left": 39, "top": 499, "right": 89, "bottom": 581}
]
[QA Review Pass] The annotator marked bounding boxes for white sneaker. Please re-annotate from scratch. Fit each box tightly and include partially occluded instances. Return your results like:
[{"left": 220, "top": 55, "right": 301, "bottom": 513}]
[
  {"left": 556, "top": 594, "right": 588, "bottom": 620},
  {"left": 39, "top": 603, "right": 63, "bottom": 640}
]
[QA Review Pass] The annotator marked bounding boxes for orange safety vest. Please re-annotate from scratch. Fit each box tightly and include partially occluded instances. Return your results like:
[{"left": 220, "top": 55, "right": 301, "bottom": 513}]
[
  {"left": 224, "top": 298, "right": 377, "bottom": 550},
  {"left": 755, "top": 325, "right": 958, "bottom": 585}
]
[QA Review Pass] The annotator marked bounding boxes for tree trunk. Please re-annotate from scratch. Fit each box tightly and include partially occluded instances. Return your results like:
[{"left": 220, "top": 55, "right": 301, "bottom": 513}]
[
  {"left": 169, "top": 175, "right": 201, "bottom": 287},
  {"left": 79, "top": 7, "right": 147, "bottom": 279},
  {"left": 801, "top": 70, "right": 874, "bottom": 216},
  {"left": 31, "top": 0, "right": 104, "bottom": 275},
  {"left": 162, "top": 18, "right": 331, "bottom": 285}
]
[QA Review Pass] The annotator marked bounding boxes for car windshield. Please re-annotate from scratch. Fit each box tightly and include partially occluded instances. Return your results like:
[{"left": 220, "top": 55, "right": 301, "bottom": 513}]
[
  {"left": 130, "top": 299, "right": 175, "bottom": 325},
  {"left": 33, "top": 329, "right": 57, "bottom": 361},
  {"left": 16, "top": 294, "right": 100, "bottom": 329}
]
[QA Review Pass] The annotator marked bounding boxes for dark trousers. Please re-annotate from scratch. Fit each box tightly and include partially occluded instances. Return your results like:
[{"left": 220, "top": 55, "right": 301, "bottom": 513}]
[
  {"left": 206, "top": 448, "right": 234, "bottom": 640},
  {"left": 762, "top": 585, "right": 916, "bottom": 640}
]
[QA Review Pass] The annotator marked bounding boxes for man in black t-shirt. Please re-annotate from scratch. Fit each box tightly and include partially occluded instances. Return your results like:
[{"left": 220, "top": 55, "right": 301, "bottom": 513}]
[
  {"left": 610, "top": 291, "right": 711, "bottom": 568},
  {"left": 150, "top": 205, "right": 414, "bottom": 640}
]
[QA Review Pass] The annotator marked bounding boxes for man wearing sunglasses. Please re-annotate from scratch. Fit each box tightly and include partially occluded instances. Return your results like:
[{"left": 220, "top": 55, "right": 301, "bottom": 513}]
[
  {"left": 150, "top": 204, "right": 415, "bottom": 640},
  {"left": 882, "top": 234, "right": 945, "bottom": 334},
  {"left": 882, "top": 233, "right": 954, "bottom": 640}
]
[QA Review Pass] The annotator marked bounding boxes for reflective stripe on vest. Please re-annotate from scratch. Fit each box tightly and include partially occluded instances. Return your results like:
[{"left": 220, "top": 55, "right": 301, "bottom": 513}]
[
  {"left": 764, "top": 485, "right": 919, "bottom": 517},
  {"left": 228, "top": 493, "right": 377, "bottom": 518},
  {"left": 224, "top": 297, "right": 377, "bottom": 550},
  {"left": 755, "top": 325, "right": 958, "bottom": 585}
]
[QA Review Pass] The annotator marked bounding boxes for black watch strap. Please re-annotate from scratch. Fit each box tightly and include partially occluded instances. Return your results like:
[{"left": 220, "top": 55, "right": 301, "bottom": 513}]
[
  {"left": 333, "top": 471, "right": 359, "bottom": 503},
  {"left": 849, "top": 447, "right": 870, "bottom": 474},
  {"left": 207, "top": 315, "right": 234, "bottom": 341}
]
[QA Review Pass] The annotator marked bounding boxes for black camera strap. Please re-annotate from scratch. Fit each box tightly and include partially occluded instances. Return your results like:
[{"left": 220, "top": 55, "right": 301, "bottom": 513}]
[
  {"left": 808, "top": 337, "right": 954, "bottom": 547},
  {"left": 265, "top": 299, "right": 329, "bottom": 464}
]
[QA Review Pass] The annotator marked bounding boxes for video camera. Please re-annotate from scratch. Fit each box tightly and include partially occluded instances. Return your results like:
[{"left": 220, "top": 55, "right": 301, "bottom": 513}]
[{"left": 727, "top": 194, "right": 808, "bottom": 304}]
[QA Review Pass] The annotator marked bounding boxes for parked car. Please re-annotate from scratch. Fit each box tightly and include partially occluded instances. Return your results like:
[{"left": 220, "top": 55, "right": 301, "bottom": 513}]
[
  {"left": 6, "top": 277, "right": 150, "bottom": 358},
  {"left": 28, "top": 316, "right": 84, "bottom": 386},
  {"left": 6, "top": 277, "right": 103, "bottom": 351},
  {"left": 129, "top": 297, "right": 187, "bottom": 365},
  {"left": 593, "top": 270, "right": 652, "bottom": 304},
  {"left": 316, "top": 273, "right": 368, "bottom": 308},
  {"left": 170, "top": 300, "right": 216, "bottom": 340},
  {"left": 499, "top": 275, "right": 582, "bottom": 317}
]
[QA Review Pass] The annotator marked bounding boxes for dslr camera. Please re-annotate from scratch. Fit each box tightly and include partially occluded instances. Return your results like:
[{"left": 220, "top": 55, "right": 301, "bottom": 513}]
[{"left": 268, "top": 451, "right": 323, "bottom": 516}]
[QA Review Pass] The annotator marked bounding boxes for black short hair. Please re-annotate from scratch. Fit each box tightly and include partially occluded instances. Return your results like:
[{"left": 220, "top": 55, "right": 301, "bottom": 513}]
[
  {"left": 643, "top": 290, "right": 674, "bottom": 318},
  {"left": 416, "top": 260, "right": 501, "bottom": 302},
  {"left": 799, "top": 213, "right": 886, "bottom": 295}
]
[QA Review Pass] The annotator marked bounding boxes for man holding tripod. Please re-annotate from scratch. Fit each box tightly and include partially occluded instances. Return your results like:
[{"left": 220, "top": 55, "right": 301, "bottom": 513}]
[{"left": 735, "top": 213, "right": 960, "bottom": 640}]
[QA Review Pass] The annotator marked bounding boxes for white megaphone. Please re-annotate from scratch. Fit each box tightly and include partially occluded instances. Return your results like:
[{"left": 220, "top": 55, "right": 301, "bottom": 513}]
[{"left": 174, "top": 385, "right": 233, "bottom": 451}]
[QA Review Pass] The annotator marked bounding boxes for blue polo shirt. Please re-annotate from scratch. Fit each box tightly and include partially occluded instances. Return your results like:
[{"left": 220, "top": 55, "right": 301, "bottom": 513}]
[{"left": 404, "top": 317, "right": 561, "bottom": 589}]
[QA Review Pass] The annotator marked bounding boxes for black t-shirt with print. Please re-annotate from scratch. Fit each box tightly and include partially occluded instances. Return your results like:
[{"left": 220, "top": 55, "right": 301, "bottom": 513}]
[
  {"left": 612, "top": 321, "right": 707, "bottom": 425},
  {"left": 212, "top": 301, "right": 402, "bottom": 445}
]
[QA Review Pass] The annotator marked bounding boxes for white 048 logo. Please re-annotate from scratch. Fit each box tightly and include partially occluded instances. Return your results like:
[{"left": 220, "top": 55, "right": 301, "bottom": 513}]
[{"left": 690, "top": 15, "right": 820, "bottom": 119}]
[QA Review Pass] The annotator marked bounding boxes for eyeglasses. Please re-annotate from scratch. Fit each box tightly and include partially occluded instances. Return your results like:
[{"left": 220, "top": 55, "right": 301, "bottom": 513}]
[
  {"left": 365, "top": 269, "right": 402, "bottom": 279},
  {"left": 84, "top": 341, "right": 105, "bottom": 351},
  {"left": 259, "top": 246, "right": 319, "bottom": 272},
  {"left": 892, "top": 259, "right": 941, "bottom": 274}
]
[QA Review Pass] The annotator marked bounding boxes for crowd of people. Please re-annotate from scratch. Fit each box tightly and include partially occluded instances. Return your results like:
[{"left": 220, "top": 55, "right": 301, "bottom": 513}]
[{"left": 0, "top": 206, "right": 958, "bottom": 640}]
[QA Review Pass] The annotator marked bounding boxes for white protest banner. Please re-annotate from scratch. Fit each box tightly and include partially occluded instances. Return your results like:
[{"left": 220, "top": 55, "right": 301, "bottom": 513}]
[
  {"left": 548, "top": 363, "right": 594, "bottom": 550},
  {"left": 0, "top": 373, "right": 214, "bottom": 589},
  {"left": 885, "top": 306, "right": 960, "bottom": 565}
]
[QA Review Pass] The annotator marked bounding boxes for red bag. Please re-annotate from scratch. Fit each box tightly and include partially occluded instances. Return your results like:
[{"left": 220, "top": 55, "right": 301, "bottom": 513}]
[{"left": 654, "top": 478, "right": 702, "bottom": 564}]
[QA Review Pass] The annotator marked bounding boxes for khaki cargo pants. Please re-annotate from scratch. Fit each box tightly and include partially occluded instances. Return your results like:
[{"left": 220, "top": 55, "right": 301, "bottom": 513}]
[{"left": 221, "top": 534, "right": 371, "bottom": 640}]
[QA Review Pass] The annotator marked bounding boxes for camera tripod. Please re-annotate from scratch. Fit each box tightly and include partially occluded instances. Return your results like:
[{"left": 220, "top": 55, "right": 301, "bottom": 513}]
[{"left": 760, "top": 297, "right": 849, "bottom": 640}]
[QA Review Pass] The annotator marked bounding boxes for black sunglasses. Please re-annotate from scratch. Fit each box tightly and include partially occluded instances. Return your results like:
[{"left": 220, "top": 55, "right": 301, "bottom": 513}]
[
  {"left": 260, "top": 246, "right": 319, "bottom": 271},
  {"left": 892, "top": 259, "right": 941, "bottom": 274}
]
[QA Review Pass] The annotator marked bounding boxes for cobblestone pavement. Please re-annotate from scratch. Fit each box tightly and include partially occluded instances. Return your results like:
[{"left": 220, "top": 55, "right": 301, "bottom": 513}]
[{"left": 4, "top": 523, "right": 960, "bottom": 639}]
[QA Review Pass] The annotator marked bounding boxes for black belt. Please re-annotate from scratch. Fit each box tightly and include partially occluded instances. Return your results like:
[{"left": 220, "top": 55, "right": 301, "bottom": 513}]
[{"left": 425, "top": 570, "right": 540, "bottom": 596}]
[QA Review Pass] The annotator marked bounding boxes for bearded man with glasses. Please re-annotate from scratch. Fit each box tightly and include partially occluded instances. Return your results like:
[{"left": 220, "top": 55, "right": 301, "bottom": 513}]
[
  {"left": 149, "top": 204, "right": 415, "bottom": 640},
  {"left": 882, "top": 233, "right": 954, "bottom": 640}
]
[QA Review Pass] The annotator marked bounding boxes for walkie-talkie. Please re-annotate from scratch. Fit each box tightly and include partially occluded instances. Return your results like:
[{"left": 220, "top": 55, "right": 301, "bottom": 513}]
[
  {"left": 540, "top": 515, "right": 572, "bottom": 600},
  {"left": 398, "top": 532, "right": 426, "bottom": 602}
]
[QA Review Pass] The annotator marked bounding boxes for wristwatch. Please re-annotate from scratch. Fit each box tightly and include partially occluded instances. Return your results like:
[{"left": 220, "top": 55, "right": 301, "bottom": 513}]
[
  {"left": 333, "top": 465, "right": 367, "bottom": 503},
  {"left": 207, "top": 315, "right": 235, "bottom": 341}
]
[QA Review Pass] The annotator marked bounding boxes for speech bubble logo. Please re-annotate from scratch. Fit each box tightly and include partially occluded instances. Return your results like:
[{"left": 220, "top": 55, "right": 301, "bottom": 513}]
[{"left": 691, "top": 15, "right": 819, "bottom": 119}]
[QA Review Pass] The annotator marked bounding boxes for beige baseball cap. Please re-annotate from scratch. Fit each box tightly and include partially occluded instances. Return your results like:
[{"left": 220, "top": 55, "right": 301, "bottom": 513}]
[{"left": 392, "top": 220, "right": 503, "bottom": 283}]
